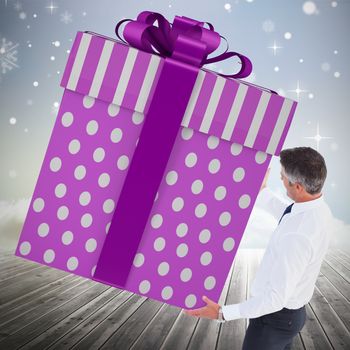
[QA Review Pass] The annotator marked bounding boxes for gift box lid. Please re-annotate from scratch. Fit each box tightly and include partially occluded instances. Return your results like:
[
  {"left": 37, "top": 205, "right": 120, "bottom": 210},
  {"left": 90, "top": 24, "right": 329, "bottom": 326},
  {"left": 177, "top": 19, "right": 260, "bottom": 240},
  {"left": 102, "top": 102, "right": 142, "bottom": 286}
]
[{"left": 60, "top": 31, "right": 297, "bottom": 156}]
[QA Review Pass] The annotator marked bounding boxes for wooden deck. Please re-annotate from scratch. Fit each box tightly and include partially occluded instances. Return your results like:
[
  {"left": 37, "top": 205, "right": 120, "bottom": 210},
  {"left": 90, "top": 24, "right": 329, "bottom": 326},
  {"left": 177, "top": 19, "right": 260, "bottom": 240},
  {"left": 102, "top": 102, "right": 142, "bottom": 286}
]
[{"left": 0, "top": 248, "right": 350, "bottom": 349}]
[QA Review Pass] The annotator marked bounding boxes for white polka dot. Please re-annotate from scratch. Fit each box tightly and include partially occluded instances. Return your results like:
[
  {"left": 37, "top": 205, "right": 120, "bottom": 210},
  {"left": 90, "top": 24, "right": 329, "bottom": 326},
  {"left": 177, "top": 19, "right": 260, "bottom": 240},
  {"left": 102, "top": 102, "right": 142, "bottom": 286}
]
[
  {"left": 132, "top": 111, "right": 144, "bottom": 125},
  {"left": 19, "top": 241, "right": 31, "bottom": 255},
  {"left": 110, "top": 128, "right": 123, "bottom": 143},
  {"left": 230, "top": 143, "right": 243, "bottom": 156},
  {"left": 86, "top": 120, "right": 99, "bottom": 136},
  {"left": 214, "top": 186, "right": 226, "bottom": 201},
  {"left": 61, "top": 112, "right": 74, "bottom": 127},
  {"left": 181, "top": 127, "right": 193, "bottom": 140},
  {"left": 200, "top": 251, "right": 212, "bottom": 266},
  {"left": 191, "top": 179, "right": 203, "bottom": 195},
  {"left": 50, "top": 157, "right": 62, "bottom": 172},
  {"left": 208, "top": 159, "right": 221, "bottom": 174},
  {"left": 223, "top": 237, "right": 235, "bottom": 252},
  {"left": 67, "top": 257, "right": 79, "bottom": 271},
  {"left": 204, "top": 276, "right": 216, "bottom": 290},
  {"left": 176, "top": 243, "right": 188, "bottom": 257},
  {"left": 199, "top": 229, "right": 211, "bottom": 244},
  {"left": 195, "top": 203, "right": 207, "bottom": 218},
  {"left": 133, "top": 253, "right": 145, "bottom": 267},
  {"left": 37, "top": 223, "right": 49, "bottom": 237},
  {"left": 117, "top": 155, "right": 129, "bottom": 171},
  {"left": 55, "top": 183, "right": 67, "bottom": 198},
  {"left": 161, "top": 286, "right": 173, "bottom": 300},
  {"left": 172, "top": 197, "right": 184, "bottom": 212},
  {"left": 139, "top": 280, "right": 151, "bottom": 294},
  {"left": 154, "top": 237, "right": 166, "bottom": 252},
  {"left": 79, "top": 191, "right": 91, "bottom": 206},
  {"left": 105, "top": 222, "right": 111, "bottom": 234},
  {"left": 180, "top": 268, "right": 192, "bottom": 282},
  {"left": 158, "top": 262, "right": 170, "bottom": 276},
  {"left": 108, "top": 103, "right": 120, "bottom": 117},
  {"left": 176, "top": 223, "right": 188, "bottom": 237},
  {"left": 154, "top": 191, "right": 159, "bottom": 202},
  {"left": 43, "top": 249, "right": 55, "bottom": 263},
  {"left": 91, "top": 265, "right": 96, "bottom": 276},
  {"left": 233, "top": 167, "right": 245, "bottom": 182},
  {"left": 85, "top": 238, "right": 97, "bottom": 253},
  {"left": 219, "top": 211, "right": 231, "bottom": 226},
  {"left": 185, "top": 152, "right": 197, "bottom": 168},
  {"left": 103, "top": 199, "right": 115, "bottom": 214},
  {"left": 74, "top": 165, "right": 86, "bottom": 180},
  {"left": 93, "top": 147, "right": 105, "bottom": 163},
  {"left": 81, "top": 213, "right": 93, "bottom": 228},
  {"left": 185, "top": 294, "right": 197, "bottom": 308},
  {"left": 207, "top": 135, "right": 220, "bottom": 150},
  {"left": 98, "top": 173, "right": 110, "bottom": 188},
  {"left": 255, "top": 151, "right": 267, "bottom": 164},
  {"left": 83, "top": 95, "right": 95, "bottom": 108},
  {"left": 166, "top": 170, "right": 178, "bottom": 186},
  {"left": 151, "top": 214, "right": 163, "bottom": 229},
  {"left": 33, "top": 197, "right": 45, "bottom": 212},
  {"left": 68, "top": 139, "right": 80, "bottom": 154},
  {"left": 62, "top": 230, "right": 74, "bottom": 245},
  {"left": 57, "top": 205, "right": 69, "bottom": 220},
  {"left": 239, "top": 194, "right": 251, "bottom": 209}
]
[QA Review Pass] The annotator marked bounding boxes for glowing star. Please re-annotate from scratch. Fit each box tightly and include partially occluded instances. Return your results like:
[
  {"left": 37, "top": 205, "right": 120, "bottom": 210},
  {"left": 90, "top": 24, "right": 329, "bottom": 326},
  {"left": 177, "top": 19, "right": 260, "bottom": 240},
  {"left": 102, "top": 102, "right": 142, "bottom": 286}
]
[
  {"left": 304, "top": 123, "right": 332, "bottom": 151},
  {"left": 288, "top": 81, "right": 308, "bottom": 100},
  {"left": 268, "top": 41, "right": 282, "bottom": 56},
  {"left": 60, "top": 11, "right": 73, "bottom": 24},
  {"left": 46, "top": 2, "right": 58, "bottom": 15}
]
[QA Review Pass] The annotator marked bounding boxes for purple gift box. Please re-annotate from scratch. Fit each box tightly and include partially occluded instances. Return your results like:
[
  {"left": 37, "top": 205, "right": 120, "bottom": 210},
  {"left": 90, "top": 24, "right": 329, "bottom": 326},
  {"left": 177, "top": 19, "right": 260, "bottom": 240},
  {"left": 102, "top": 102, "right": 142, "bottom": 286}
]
[{"left": 15, "top": 12, "right": 297, "bottom": 309}]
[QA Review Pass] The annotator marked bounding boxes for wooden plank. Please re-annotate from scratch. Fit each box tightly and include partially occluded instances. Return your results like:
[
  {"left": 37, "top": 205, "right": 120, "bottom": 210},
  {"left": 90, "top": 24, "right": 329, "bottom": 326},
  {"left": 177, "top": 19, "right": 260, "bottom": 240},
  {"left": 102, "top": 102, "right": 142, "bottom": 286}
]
[
  {"left": 20, "top": 287, "right": 121, "bottom": 350},
  {"left": 299, "top": 304, "right": 333, "bottom": 349},
  {"left": 216, "top": 250, "right": 248, "bottom": 350},
  {"left": 308, "top": 285, "right": 350, "bottom": 348},
  {"left": 328, "top": 250, "right": 350, "bottom": 271},
  {"left": 321, "top": 261, "right": 350, "bottom": 301},
  {"left": 0, "top": 275, "right": 82, "bottom": 325},
  {"left": 70, "top": 294, "right": 150, "bottom": 349},
  {"left": 291, "top": 334, "right": 306, "bottom": 350},
  {"left": 0, "top": 281, "right": 108, "bottom": 349},
  {"left": 0, "top": 266, "right": 68, "bottom": 304},
  {"left": 48, "top": 290, "right": 136, "bottom": 349},
  {"left": 0, "top": 264, "right": 44, "bottom": 282},
  {"left": 325, "top": 253, "right": 350, "bottom": 283},
  {"left": 316, "top": 272, "right": 350, "bottom": 331}
]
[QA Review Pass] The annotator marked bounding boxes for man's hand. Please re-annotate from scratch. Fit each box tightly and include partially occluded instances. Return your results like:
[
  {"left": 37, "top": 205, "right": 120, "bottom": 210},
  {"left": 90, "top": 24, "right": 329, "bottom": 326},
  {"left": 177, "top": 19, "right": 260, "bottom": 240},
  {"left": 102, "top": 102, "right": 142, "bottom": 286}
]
[
  {"left": 183, "top": 295, "right": 220, "bottom": 320},
  {"left": 260, "top": 167, "right": 271, "bottom": 192}
]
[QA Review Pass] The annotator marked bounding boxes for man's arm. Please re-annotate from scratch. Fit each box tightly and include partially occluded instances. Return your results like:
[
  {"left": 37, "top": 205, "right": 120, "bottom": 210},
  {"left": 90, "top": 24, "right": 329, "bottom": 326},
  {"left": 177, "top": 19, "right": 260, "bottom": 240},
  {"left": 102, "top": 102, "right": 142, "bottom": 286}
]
[{"left": 222, "top": 233, "right": 312, "bottom": 321}]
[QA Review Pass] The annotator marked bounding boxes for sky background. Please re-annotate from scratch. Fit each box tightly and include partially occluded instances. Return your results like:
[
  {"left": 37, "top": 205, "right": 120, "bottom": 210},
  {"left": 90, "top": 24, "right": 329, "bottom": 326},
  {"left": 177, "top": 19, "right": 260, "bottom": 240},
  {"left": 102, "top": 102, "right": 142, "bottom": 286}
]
[{"left": 0, "top": 0, "right": 349, "bottom": 252}]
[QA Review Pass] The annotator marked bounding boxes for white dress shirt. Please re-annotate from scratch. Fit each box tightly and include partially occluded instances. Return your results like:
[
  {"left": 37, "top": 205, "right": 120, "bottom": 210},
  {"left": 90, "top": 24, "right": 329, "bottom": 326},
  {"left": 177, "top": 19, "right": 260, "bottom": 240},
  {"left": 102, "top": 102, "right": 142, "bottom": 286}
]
[{"left": 222, "top": 187, "right": 333, "bottom": 321}]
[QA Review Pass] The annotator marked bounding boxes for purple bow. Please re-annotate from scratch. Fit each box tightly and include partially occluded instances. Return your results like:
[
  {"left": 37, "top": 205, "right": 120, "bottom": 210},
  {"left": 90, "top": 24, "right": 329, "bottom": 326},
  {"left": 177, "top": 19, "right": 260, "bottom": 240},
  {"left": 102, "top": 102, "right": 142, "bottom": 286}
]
[{"left": 115, "top": 11, "right": 252, "bottom": 78}]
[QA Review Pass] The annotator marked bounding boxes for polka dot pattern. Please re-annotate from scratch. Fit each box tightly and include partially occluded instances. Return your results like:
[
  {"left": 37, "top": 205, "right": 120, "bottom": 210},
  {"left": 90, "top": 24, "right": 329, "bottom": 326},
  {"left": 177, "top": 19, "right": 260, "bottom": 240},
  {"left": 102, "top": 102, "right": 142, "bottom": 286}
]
[{"left": 15, "top": 91, "right": 271, "bottom": 310}]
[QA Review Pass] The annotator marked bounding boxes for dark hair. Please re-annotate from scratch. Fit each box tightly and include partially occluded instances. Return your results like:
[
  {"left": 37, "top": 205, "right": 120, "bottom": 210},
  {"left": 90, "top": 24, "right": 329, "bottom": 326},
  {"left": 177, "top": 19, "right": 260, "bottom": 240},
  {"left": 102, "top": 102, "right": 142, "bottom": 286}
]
[{"left": 280, "top": 147, "right": 327, "bottom": 195}]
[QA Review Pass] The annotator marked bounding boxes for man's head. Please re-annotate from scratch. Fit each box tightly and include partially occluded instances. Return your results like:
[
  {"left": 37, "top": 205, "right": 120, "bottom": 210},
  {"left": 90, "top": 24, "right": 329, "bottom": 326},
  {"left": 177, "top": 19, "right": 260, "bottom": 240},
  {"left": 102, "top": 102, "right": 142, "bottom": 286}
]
[{"left": 279, "top": 147, "right": 327, "bottom": 202}]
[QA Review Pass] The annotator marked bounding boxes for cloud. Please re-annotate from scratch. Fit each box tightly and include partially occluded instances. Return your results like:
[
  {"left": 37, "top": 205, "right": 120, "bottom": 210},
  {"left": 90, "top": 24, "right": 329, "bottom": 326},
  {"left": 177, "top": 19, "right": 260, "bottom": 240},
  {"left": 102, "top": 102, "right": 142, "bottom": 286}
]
[{"left": 0, "top": 198, "right": 30, "bottom": 252}]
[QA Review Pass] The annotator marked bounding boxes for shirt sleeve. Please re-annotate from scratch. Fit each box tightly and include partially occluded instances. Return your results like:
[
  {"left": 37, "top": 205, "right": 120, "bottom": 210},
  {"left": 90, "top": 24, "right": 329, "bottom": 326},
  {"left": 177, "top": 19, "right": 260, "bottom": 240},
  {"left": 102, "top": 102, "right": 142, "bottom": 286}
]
[
  {"left": 256, "top": 187, "right": 291, "bottom": 221},
  {"left": 222, "top": 233, "right": 312, "bottom": 321}
]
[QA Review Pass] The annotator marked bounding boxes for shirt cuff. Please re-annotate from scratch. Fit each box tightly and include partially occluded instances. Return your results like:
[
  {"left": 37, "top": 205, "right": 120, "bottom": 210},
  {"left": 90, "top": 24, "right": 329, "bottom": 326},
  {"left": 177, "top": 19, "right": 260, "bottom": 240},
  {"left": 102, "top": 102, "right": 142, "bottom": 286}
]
[{"left": 222, "top": 303, "right": 242, "bottom": 321}]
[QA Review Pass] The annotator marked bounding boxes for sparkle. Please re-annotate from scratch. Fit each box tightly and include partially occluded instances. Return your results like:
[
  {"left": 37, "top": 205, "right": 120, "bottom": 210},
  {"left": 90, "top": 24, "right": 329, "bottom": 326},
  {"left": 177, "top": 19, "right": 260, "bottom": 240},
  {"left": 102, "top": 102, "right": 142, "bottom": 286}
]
[
  {"left": 288, "top": 81, "right": 308, "bottom": 100},
  {"left": 304, "top": 123, "right": 332, "bottom": 151},
  {"left": 46, "top": 2, "right": 58, "bottom": 15},
  {"left": 60, "top": 10, "right": 73, "bottom": 24},
  {"left": 14, "top": 1, "right": 22, "bottom": 11},
  {"left": 0, "top": 37, "right": 19, "bottom": 75},
  {"left": 9, "top": 117, "right": 17, "bottom": 124},
  {"left": 268, "top": 40, "right": 283, "bottom": 56}
]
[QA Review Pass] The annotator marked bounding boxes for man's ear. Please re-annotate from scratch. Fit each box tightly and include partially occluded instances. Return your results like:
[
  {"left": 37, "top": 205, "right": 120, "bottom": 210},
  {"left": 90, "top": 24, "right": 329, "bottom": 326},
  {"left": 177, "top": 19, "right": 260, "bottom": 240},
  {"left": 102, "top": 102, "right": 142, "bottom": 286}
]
[{"left": 295, "top": 183, "right": 304, "bottom": 193}]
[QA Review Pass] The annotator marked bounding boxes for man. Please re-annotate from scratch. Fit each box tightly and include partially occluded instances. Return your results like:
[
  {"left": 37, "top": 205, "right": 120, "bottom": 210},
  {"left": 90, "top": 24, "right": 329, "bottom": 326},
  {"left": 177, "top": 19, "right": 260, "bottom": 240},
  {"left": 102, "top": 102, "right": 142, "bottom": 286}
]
[{"left": 184, "top": 147, "right": 333, "bottom": 350}]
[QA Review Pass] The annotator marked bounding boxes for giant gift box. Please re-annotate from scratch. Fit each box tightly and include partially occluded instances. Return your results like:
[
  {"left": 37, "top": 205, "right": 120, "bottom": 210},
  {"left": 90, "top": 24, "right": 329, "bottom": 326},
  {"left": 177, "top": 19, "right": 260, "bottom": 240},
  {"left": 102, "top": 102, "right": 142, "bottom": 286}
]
[{"left": 15, "top": 12, "right": 297, "bottom": 309}]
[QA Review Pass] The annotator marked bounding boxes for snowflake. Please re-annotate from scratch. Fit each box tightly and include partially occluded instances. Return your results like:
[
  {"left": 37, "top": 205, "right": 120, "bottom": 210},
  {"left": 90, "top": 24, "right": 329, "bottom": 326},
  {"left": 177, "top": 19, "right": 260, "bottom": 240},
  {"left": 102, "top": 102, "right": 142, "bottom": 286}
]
[
  {"left": 0, "top": 37, "right": 19, "bottom": 76},
  {"left": 60, "top": 11, "right": 72, "bottom": 24}
]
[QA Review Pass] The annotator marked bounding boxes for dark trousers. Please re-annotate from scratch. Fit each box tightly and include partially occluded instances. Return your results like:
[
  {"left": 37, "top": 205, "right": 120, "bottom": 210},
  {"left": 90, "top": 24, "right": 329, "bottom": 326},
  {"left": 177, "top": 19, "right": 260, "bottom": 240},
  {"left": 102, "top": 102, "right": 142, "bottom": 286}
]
[{"left": 242, "top": 305, "right": 306, "bottom": 350}]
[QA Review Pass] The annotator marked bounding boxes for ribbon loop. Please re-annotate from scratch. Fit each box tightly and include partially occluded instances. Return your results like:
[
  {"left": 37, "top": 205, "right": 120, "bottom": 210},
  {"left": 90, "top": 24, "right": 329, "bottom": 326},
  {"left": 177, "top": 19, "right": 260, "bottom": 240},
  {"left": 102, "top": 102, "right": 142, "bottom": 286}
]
[{"left": 115, "top": 11, "right": 253, "bottom": 78}]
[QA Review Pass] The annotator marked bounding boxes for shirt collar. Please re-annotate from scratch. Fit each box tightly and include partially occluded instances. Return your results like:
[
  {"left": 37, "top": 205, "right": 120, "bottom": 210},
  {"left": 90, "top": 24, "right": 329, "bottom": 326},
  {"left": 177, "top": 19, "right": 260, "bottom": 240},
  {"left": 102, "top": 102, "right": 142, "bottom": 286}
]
[{"left": 291, "top": 194, "right": 324, "bottom": 215}]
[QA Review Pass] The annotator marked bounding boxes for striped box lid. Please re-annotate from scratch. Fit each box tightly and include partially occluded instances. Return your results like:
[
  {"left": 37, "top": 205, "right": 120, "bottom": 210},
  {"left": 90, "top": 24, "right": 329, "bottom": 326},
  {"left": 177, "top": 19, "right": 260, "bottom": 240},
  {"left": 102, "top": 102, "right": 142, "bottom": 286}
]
[{"left": 60, "top": 31, "right": 297, "bottom": 156}]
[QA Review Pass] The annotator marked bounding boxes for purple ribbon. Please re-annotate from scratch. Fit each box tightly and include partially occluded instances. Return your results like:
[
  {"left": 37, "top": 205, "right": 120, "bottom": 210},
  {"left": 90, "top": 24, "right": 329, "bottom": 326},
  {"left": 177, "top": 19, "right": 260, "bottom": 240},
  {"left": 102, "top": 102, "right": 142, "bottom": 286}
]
[{"left": 93, "top": 11, "right": 253, "bottom": 288}]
